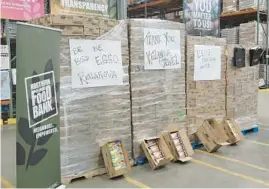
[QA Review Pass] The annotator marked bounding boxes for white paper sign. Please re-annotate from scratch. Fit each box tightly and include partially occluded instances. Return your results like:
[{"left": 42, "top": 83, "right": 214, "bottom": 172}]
[
  {"left": 11, "top": 68, "right": 16, "bottom": 85},
  {"left": 144, "top": 28, "right": 181, "bottom": 70},
  {"left": 194, "top": 45, "right": 221, "bottom": 81},
  {"left": 1, "top": 45, "right": 10, "bottom": 70},
  {"left": 69, "top": 39, "right": 124, "bottom": 88}
]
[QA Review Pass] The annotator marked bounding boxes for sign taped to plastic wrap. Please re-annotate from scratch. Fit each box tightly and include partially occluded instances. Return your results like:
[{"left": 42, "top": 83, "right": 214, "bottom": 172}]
[
  {"left": 144, "top": 28, "right": 181, "bottom": 70},
  {"left": 194, "top": 45, "right": 221, "bottom": 81},
  {"left": 69, "top": 39, "right": 124, "bottom": 88},
  {"left": 1, "top": 45, "right": 10, "bottom": 70}
]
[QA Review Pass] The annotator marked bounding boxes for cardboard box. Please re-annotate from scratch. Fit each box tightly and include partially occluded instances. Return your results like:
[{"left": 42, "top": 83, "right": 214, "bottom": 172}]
[
  {"left": 207, "top": 118, "right": 230, "bottom": 143},
  {"left": 141, "top": 136, "right": 172, "bottom": 170},
  {"left": 162, "top": 130, "right": 194, "bottom": 162},
  {"left": 223, "top": 118, "right": 244, "bottom": 144},
  {"left": 196, "top": 120, "right": 229, "bottom": 153},
  {"left": 102, "top": 140, "right": 132, "bottom": 179}
]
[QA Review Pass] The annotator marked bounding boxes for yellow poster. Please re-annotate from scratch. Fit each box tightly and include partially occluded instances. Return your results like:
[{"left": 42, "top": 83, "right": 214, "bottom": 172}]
[{"left": 50, "top": 0, "right": 117, "bottom": 19}]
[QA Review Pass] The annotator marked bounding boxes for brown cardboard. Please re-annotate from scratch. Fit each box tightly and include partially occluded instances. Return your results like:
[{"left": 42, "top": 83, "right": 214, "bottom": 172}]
[
  {"left": 102, "top": 141, "right": 132, "bottom": 179},
  {"left": 223, "top": 118, "right": 244, "bottom": 144},
  {"left": 141, "top": 137, "right": 172, "bottom": 170},
  {"left": 208, "top": 118, "right": 230, "bottom": 143},
  {"left": 162, "top": 130, "right": 194, "bottom": 162},
  {"left": 196, "top": 120, "right": 229, "bottom": 153}
]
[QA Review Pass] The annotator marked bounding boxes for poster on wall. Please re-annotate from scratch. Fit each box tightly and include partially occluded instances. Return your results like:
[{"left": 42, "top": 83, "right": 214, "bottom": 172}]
[
  {"left": 1, "top": 71, "right": 11, "bottom": 100},
  {"left": 184, "top": 0, "right": 220, "bottom": 37},
  {"left": 51, "top": 0, "right": 117, "bottom": 19},
  {"left": 1, "top": 0, "right": 44, "bottom": 20},
  {"left": 69, "top": 39, "right": 123, "bottom": 88},
  {"left": 144, "top": 28, "right": 181, "bottom": 70},
  {"left": 1, "top": 45, "right": 10, "bottom": 70},
  {"left": 16, "top": 23, "right": 61, "bottom": 188},
  {"left": 194, "top": 45, "right": 221, "bottom": 81}
]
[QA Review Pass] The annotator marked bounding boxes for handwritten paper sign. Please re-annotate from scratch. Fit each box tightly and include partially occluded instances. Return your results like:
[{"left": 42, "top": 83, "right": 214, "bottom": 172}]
[
  {"left": 194, "top": 45, "right": 221, "bottom": 81},
  {"left": 144, "top": 28, "right": 181, "bottom": 70},
  {"left": 1, "top": 45, "right": 10, "bottom": 70},
  {"left": 69, "top": 39, "right": 123, "bottom": 88}
]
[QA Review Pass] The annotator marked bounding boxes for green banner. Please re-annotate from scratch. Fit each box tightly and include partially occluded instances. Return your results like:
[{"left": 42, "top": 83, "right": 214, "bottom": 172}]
[{"left": 16, "top": 23, "right": 62, "bottom": 188}]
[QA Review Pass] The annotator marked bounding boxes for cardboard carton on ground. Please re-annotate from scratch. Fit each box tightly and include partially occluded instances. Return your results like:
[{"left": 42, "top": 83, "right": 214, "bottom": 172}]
[
  {"left": 102, "top": 140, "right": 132, "bottom": 178},
  {"left": 223, "top": 118, "right": 244, "bottom": 144},
  {"left": 162, "top": 129, "right": 194, "bottom": 162},
  {"left": 141, "top": 136, "right": 173, "bottom": 170},
  {"left": 196, "top": 120, "right": 230, "bottom": 153},
  {"left": 208, "top": 118, "right": 230, "bottom": 143}
]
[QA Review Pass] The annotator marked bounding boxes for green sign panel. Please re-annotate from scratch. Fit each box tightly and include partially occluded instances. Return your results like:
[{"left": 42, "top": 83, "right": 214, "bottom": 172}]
[{"left": 16, "top": 23, "right": 62, "bottom": 188}]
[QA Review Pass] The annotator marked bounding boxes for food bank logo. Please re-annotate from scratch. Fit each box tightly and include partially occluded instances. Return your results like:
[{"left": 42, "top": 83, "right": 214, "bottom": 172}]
[{"left": 25, "top": 71, "right": 58, "bottom": 127}]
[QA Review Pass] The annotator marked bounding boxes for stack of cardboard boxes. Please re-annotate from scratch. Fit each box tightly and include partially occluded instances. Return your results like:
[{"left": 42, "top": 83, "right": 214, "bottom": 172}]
[
  {"left": 239, "top": 21, "right": 267, "bottom": 46},
  {"left": 222, "top": 0, "right": 238, "bottom": 13},
  {"left": 186, "top": 36, "right": 227, "bottom": 134},
  {"left": 129, "top": 19, "right": 186, "bottom": 158},
  {"left": 226, "top": 44, "right": 259, "bottom": 130},
  {"left": 221, "top": 27, "right": 239, "bottom": 44},
  {"left": 239, "top": 0, "right": 267, "bottom": 11},
  {"left": 30, "top": 15, "right": 132, "bottom": 181}
]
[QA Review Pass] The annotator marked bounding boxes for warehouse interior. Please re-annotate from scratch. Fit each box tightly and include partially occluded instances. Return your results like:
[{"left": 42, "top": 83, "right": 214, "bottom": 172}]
[{"left": 1, "top": 0, "right": 269, "bottom": 188}]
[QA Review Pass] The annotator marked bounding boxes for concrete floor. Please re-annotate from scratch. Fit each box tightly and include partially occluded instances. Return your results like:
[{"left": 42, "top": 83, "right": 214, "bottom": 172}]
[{"left": 1, "top": 91, "right": 269, "bottom": 188}]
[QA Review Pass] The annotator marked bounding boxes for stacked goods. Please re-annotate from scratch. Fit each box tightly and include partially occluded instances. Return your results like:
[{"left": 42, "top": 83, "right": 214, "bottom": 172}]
[
  {"left": 141, "top": 137, "right": 172, "bottom": 169},
  {"left": 222, "top": 0, "right": 237, "bottom": 13},
  {"left": 259, "top": 64, "right": 269, "bottom": 83},
  {"left": 186, "top": 36, "right": 227, "bottom": 134},
  {"left": 221, "top": 27, "right": 239, "bottom": 44},
  {"left": 128, "top": 19, "right": 186, "bottom": 158},
  {"left": 239, "top": 0, "right": 267, "bottom": 11},
  {"left": 226, "top": 44, "right": 259, "bottom": 130},
  {"left": 102, "top": 141, "right": 131, "bottom": 178},
  {"left": 239, "top": 21, "right": 267, "bottom": 46},
  {"left": 162, "top": 129, "right": 194, "bottom": 162},
  {"left": 108, "top": 141, "right": 127, "bottom": 170},
  {"left": 29, "top": 15, "right": 132, "bottom": 180}
]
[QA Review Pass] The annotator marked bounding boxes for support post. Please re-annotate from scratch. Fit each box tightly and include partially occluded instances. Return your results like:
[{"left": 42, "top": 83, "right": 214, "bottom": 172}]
[{"left": 4, "top": 19, "right": 13, "bottom": 118}]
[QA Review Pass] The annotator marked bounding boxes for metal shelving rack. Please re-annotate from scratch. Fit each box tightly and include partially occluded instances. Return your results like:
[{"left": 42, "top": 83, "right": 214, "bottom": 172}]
[
  {"left": 220, "top": 1, "right": 269, "bottom": 88},
  {"left": 128, "top": 0, "right": 269, "bottom": 88},
  {"left": 128, "top": 0, "right": 183, "bottom": 19}
]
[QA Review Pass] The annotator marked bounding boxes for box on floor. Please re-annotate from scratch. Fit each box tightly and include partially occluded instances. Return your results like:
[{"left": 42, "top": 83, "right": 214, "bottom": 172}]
[
  {"left": 162, "top": 128, "right": 194, "bottom": 162},
  {"left": 102, "top": 140, "right": 132, "bottom": 178},
  {"left": 196, "top": 120, "right": 230, "bottom": 153},
  {"left": 141, "top": 136, "right": 173, "bottom": 170}
]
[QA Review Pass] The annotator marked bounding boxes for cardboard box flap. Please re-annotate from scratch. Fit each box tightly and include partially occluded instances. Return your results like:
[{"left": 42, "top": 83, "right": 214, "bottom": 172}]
[
  {"left": 167, "top": 124, "right": 180, "bottom": 132},
  {"left": 159, "top": 135, "right": 173, "bottom": 161},
  {"left": 226, "top": 119, "right": 244, "bottom": 140},
  {"left": 179, "top": 156, "right": 193, "bottom": 162},
  {"left": 156, "top": 158, "right": 170, "bottom": 167},
  {"left": 178, "top": 130, "right": 194, "bottom": 156},
  {"left": 218, "top": 142, "right": 230, "bottom": 146}
]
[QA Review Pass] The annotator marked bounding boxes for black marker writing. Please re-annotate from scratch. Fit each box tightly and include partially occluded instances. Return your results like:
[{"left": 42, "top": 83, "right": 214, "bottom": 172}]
[
  {"left": 93, "top": 44, "right": 103, "bottom": 52},
  {"left": 95, "top": 54, "right": 119, "bottom": 66},
  {"left": 78, "top": 71, "right": 118, "bottom": 85},
  {"left": 144, "top": 31, "right": 162, "bottom": 46},
  {"left": 74, "top": 56, "right": 89, "bottom": 66},
  {"left": 72, "top": 46, "right": 83, "bottom": 55}
]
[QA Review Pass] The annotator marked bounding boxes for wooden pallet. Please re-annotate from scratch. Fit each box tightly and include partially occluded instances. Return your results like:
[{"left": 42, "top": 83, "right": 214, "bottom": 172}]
[
  {"left": 238, "top": 8, "right": 260, "bottom": 12},
  {"left": 61, "top": 168, "right": 107, "bottom": 185},
  {"left": 61, "top": 158, "right": 135, "bottom": 185},
  {"left": 241, "top": 125, "right": 259, "bottom": 136},
  {"left": 221, "top": 10, "right": 237, "bottom": 15}
]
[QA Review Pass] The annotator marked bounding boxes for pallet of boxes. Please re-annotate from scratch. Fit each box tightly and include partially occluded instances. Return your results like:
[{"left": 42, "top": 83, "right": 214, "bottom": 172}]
[{"left": 29, "top": 14, "right": 133, "bottom": 182}]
